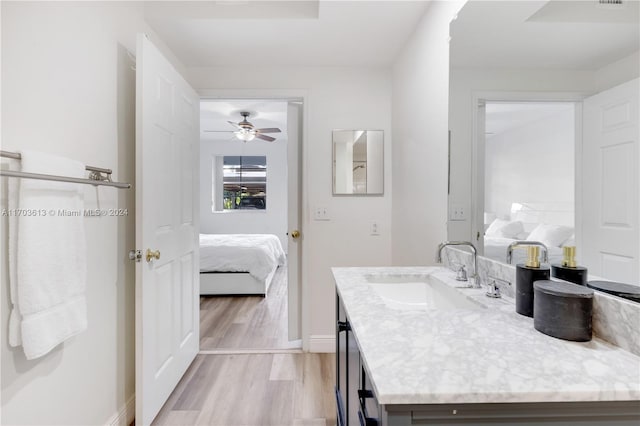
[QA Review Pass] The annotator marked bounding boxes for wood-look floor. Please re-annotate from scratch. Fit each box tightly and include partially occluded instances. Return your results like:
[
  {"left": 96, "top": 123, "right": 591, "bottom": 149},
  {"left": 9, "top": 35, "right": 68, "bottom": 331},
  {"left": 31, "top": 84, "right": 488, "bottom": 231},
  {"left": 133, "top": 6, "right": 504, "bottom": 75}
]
[
  {"left": 153, "top": 266, "right": 337, "bottom": 425},
  {"left": 200, "top": 266, "right": 296, "bottom": 350},
  {"left": 152, "top": 353, "right": 337, "bottom": 426}
]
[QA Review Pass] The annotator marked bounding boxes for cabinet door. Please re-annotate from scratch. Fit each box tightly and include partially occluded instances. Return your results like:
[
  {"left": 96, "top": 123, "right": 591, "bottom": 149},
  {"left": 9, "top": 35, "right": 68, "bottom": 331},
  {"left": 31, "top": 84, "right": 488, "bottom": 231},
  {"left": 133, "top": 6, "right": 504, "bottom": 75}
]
[
  {"left": 347, "top": 327, "right": 360, "bottom": 425},
  {"left": 336, "top": 295, "right": 348, "bottom": 426}
]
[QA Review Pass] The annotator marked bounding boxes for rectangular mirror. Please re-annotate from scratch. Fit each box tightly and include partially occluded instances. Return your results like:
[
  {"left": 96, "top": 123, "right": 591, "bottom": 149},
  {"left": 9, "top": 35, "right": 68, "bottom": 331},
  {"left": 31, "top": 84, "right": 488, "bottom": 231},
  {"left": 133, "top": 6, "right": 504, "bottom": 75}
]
[
  {"left": 448, "top": 0, "right": 640, "bottom": 298},
  {"left": 332, "top": 130, "right": 384, "bottom": 195}
]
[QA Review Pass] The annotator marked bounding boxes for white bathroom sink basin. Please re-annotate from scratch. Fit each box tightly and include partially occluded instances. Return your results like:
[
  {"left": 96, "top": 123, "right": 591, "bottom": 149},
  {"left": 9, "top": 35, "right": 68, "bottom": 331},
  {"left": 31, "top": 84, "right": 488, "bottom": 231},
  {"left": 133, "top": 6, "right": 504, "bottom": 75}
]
[{"left": 364, "top": 274, "right": 485, "bottom": 311}]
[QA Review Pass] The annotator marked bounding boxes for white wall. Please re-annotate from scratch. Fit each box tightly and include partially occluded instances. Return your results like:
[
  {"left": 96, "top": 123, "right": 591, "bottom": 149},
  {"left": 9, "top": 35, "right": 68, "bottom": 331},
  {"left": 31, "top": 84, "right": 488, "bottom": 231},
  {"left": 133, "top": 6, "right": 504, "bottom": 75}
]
[
  {"left": 0, "top": 3, "right": 178, "bottom": 425},
  {"left": 188, "top": 66, "right": 393, "bottom": 348},
  {"left": 391, "top": 0, "right": 466, "bottom": 265},
  {"left": 485, "top": 106, "right": 575, "bottom": 219},
  {"left": 199, "top": 137, "right": 288, "bottom": 248}
]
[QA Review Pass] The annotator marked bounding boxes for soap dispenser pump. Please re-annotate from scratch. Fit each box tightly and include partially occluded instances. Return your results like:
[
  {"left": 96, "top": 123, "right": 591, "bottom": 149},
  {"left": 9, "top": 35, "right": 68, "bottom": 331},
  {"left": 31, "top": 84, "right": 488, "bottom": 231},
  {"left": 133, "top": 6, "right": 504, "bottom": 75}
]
[
  {"left": 551, "top": 246, "right": 588, "bottom": 286},
  {"left": 516, "top": 246, "right": 550, "bottom": 317}
]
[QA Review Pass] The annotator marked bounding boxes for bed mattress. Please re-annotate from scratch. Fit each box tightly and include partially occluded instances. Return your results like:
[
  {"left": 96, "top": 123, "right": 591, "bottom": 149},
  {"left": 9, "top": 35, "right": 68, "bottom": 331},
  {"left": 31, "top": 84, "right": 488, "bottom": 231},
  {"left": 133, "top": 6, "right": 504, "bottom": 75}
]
[{"left": 199, "top": 234, "right": 286, "bottom": 281}]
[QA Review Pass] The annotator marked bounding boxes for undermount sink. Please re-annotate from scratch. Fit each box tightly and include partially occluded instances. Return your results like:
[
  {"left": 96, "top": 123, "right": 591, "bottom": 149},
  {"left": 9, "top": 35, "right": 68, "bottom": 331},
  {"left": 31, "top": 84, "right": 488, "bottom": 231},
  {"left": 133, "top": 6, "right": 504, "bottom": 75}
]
[{"left": 364, "top": 274, "right": 485, "bottom": 311}]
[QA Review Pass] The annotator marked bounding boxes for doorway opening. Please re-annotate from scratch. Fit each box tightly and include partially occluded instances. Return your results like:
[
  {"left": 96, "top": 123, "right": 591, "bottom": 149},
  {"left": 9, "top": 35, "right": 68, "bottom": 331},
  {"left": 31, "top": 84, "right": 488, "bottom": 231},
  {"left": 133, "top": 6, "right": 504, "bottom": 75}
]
[{"left": 197, "top": 99, "right": 302, "bottom": 351}]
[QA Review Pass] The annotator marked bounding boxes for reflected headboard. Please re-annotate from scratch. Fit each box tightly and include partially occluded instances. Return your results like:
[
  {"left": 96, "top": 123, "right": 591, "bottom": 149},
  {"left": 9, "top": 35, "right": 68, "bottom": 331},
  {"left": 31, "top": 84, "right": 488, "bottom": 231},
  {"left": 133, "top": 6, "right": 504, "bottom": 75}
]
[{"left": 509, "top": 202, "right": 574, "bottom": 231}]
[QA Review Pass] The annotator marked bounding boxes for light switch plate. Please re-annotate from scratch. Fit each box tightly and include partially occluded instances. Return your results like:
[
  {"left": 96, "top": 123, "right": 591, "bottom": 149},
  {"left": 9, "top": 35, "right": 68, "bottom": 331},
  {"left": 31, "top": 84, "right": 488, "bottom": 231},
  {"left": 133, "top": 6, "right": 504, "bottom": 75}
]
[
  {"left": 370, "top": 221, "right": 380, "bottom": 236},
  {"left": 450, "top": 204, "right": 467, "bottom": 221},
  {"left": 313, "top": 206, "right": 330, "bottom": 221}
]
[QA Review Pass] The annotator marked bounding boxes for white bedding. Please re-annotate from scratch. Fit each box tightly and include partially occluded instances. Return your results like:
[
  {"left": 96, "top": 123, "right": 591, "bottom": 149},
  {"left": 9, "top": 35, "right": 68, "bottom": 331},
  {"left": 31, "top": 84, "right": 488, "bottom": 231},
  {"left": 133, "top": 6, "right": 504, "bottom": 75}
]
[
  {"left": 199, "top": 234, "right": 286, "bottom": 281},
  {"left": 484, "top": 237, "right": 564, "bottom": 265}
]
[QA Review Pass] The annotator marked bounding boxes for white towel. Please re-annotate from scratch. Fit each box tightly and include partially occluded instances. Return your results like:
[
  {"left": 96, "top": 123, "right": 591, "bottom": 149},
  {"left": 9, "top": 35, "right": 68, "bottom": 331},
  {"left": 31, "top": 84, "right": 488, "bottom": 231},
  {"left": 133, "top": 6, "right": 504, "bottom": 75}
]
[{"left": 9, "top": 150, "right": 88, "bottom": 360}]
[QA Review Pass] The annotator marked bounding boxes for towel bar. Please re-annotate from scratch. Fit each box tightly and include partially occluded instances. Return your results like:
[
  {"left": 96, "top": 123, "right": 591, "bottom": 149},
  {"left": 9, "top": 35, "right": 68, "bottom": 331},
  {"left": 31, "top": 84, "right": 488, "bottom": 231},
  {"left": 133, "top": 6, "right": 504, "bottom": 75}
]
[{"left": 0, "top": 150, "right": 131, "bottom": 189}]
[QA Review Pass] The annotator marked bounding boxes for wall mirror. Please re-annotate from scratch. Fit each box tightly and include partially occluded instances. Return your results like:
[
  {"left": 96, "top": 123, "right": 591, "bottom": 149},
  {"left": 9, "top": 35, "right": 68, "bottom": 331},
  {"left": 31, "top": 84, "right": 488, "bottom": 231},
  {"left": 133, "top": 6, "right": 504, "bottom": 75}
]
[
  {"left": 448, "top": 1, "right": 639, "bottom": 298},
  {"left": 332, "top": 130, "right": 384, "bottom": 195}
]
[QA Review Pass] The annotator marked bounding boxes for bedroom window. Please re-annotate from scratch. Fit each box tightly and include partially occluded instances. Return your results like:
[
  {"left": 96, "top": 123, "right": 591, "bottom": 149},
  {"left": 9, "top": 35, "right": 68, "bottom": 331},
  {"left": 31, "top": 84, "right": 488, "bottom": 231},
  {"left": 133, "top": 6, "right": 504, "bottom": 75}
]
[{"left": 212, "top": 156, "right": 267, "bottom": 212}]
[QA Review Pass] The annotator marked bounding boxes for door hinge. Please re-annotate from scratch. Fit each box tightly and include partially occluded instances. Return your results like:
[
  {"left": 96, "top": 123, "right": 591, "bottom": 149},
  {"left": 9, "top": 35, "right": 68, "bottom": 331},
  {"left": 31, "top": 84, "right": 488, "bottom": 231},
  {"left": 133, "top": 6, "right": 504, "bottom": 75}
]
[{"left": 129, "top": 249, "right": 142, "bottom": 262}]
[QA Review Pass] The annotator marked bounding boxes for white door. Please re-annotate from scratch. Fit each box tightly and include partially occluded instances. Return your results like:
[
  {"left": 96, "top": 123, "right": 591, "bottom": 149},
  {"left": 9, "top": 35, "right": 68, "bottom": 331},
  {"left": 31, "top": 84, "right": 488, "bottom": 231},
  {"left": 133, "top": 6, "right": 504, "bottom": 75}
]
[
  {"left": 287, "top": 102, "right": 302, "bottom": 340},
  {"left": 582, "top": 78, "right": 639, "bottom": 283},
  {"left": 135, "top": 34, "right": 200, "bottom": 425}
]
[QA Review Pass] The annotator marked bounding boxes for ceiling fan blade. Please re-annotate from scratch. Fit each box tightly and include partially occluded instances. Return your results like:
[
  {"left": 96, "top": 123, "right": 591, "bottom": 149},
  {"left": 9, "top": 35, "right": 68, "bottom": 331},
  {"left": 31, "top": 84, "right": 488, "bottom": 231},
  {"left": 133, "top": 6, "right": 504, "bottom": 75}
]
[
  {"left": 255, "top": 134, "right": 276, "bottom": 142},
  {"left": 256, "top": 127, "right": 281, "bottom": 134},
  {"left": 227, "top": 120, "right": 243, "bottom": 129}
]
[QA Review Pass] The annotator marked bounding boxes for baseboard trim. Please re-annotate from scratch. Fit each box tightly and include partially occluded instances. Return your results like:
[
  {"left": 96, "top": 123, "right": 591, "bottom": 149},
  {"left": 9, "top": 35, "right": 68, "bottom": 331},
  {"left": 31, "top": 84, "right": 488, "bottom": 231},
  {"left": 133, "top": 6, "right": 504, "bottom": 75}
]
[
  {"left": 309, "top": 335, "right": 335, "bottom": 353},
  {"left": 105, "top": 394, "right": 135, "bottom": 426},
  {"left": 199, "top": 348, "right": 303, "bottom": 355}
]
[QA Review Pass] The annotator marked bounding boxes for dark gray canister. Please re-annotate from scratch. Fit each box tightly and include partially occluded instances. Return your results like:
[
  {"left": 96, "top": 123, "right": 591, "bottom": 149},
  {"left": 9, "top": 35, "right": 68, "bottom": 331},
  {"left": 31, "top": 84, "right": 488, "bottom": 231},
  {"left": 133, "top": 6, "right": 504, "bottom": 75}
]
[{"left": 533, "top": 280, "right": 594, "bottom": 342}]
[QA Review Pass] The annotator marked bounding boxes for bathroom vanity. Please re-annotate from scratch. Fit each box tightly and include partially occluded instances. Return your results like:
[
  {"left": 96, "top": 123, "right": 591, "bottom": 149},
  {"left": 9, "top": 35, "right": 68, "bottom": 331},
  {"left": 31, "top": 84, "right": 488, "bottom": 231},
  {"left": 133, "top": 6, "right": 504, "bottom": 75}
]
[{"left": 333, "top": 267, "right": 640, "bottom": 426}]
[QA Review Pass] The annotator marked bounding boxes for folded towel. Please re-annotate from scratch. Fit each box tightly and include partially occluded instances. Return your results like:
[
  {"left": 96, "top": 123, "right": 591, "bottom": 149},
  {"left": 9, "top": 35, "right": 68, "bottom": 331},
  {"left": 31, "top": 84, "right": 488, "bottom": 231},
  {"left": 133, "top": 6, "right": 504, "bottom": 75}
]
[{"left": 9, "top": 150, "right": 88, "bottom": 360}]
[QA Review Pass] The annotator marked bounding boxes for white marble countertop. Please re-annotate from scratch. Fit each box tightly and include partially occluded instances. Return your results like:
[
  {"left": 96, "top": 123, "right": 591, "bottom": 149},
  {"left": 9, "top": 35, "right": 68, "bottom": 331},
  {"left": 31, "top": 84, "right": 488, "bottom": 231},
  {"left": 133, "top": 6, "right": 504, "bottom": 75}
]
[{"left": 332, "top": 266, "right": 640, "bottom": 406}]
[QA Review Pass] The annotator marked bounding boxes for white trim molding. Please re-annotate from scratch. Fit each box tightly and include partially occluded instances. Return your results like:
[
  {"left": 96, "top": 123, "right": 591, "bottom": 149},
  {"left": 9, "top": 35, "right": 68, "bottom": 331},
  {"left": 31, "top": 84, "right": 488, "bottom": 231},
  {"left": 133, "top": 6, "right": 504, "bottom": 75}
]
[
  {"left": 309, "top": 335, "right": 335, "bottom": 353},
  {"left": 105, "top": 394, "right": 135, "bottom": 426}
]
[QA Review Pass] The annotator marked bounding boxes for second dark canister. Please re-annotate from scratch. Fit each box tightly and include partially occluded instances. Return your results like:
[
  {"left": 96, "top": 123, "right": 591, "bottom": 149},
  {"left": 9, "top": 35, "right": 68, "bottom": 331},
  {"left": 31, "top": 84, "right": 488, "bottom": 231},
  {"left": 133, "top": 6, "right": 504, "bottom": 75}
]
[
  {"left": 551, "top": 246, "right": 588, "bottom": 286},
  {"left": 516, "top": 246, "right": 550, "bottom": 317}
]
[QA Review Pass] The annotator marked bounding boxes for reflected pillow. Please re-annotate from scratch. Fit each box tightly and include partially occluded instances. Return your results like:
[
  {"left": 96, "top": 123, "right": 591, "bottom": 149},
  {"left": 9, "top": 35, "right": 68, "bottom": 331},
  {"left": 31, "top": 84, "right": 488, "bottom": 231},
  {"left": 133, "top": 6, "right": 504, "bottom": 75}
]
[
  {"left": 485, "top": 219, "right": 524, "bottom": 239},
  {"left": 526, "top": 224, "right": 574, "bottom": 248}
]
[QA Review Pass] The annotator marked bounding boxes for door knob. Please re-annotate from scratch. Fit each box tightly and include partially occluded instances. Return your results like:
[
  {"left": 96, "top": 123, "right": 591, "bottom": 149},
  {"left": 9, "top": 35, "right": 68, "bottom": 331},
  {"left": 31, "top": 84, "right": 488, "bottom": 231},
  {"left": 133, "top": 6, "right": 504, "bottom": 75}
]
[
  {"left": 146, "top": 249, "right": 161, "bottom": 262},
  {"left": 290, "top": 230, "right": 300, "bottom": 239}
]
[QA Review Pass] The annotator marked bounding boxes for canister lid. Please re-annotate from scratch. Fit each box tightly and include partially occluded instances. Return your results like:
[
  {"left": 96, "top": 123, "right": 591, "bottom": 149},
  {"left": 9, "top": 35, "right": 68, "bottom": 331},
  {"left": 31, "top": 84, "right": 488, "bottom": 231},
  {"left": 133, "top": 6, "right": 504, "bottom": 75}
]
[
  {"left": 534, "top": 280, "right": 594, "bottom": 298},
  {"left": 587, "top": 281, "right": 640, "bottom": 302}
]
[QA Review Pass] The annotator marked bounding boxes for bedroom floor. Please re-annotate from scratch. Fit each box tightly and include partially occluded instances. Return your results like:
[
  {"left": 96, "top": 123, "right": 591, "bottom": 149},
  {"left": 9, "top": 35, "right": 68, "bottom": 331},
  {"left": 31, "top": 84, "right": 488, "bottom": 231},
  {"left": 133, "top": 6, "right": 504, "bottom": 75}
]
[
  {"left": 199, "top": 265, "right": 296, "bottom": 350},
  {"left": 152, "top": 353, "right": 336, "bottom": 425}
]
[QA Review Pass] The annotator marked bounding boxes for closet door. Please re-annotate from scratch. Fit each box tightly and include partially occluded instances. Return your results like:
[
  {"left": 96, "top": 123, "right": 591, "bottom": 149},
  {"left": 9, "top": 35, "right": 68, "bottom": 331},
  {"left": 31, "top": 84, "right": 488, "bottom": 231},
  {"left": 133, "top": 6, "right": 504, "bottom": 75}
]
[
  {"left": 582, "top": 78, "right": 638, "bottom": 283},
  {"left": 135, "top": 34, "right": 200, "bottom": 426}
]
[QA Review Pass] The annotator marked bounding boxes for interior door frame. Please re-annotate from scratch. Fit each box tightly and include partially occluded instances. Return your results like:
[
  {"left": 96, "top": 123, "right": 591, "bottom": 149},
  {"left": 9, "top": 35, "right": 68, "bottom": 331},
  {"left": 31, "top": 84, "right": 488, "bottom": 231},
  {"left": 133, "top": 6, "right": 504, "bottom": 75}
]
[
  {"left": 470, "top": 90, "right": 588, "bottom": 256},
  {"left": 197, "top": 88, "right": 309, "bottom": 349}
]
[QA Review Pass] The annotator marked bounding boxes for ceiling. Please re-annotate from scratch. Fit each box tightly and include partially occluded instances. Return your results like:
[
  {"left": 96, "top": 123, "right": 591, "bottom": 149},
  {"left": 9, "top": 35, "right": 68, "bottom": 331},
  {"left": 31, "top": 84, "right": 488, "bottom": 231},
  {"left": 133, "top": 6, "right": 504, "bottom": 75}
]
[
  {"left": 451, "top": 0, "right": 640, "bottom": 69},
  {"left": 485, "top": 102, "right": 574, "bottom": 137},
  {"left": 144, "top": 1, "right": 428, "bottom": 67},
  {"left": 200, "top": 100, "right": 288, "bottom": 141}
]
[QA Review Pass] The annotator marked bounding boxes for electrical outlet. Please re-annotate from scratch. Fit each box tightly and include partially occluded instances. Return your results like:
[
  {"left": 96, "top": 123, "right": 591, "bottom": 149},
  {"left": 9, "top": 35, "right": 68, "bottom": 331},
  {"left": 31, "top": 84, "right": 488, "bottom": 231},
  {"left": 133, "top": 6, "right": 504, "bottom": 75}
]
[
  {"left": 449, "top": 205, "right": 467, "bottom": 221},
  {"left": 313, "top": 206, "right": 330, "bottom": 221},
  {"left": 370, "top": 221, "right": 380, "bottom": 236}
]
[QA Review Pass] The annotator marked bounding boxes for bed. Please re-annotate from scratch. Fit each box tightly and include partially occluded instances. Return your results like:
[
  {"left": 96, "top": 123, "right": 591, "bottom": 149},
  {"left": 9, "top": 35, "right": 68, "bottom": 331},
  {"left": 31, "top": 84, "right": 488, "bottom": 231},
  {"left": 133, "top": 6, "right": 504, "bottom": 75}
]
[
  {"left": 483, "top": 202, "right": 575, "bottom": 265},
  {"left": 199, "top": 234, "right": 286, "bottom": 296}
]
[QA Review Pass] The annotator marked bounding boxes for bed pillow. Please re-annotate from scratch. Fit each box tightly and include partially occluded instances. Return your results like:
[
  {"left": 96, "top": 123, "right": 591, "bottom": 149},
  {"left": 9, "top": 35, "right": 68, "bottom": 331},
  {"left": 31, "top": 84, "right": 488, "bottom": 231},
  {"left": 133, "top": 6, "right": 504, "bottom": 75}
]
[
  {"left": 485, "top": 219, "right": 524, "bottom": 239},
  {"left": 526, "top": 224, "right": 574, "bottom": 248}
]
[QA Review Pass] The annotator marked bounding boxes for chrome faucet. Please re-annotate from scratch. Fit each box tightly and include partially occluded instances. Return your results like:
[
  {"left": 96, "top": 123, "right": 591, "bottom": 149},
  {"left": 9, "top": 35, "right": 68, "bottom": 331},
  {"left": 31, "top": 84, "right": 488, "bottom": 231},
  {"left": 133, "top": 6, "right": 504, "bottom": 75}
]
[
  {"left": 436, "top": 241, "right": 481, "bottom": 288},
  {"left": 506, "top": 241, "right": 549, "bottom": 264}
]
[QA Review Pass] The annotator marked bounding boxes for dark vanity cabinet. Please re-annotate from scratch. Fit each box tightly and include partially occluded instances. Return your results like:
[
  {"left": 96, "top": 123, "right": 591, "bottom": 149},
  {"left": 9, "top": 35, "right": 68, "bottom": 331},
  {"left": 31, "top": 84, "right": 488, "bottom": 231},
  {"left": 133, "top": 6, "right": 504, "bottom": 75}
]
[
  {"left": 335, "top": 292, "right": 639, "bottom": 426},
  {"left": 336, "top": 294, "right": 382, "bottom": 426}
]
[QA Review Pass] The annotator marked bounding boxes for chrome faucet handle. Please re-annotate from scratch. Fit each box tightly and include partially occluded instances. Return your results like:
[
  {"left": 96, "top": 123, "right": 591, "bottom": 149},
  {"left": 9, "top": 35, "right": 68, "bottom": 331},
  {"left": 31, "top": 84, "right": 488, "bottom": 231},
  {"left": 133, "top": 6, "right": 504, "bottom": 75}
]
[
  {"left": 485, "top": 276, "right": 509, "bottom": 298},
  {"left": 455, "top": 264, "right": 468, "bottom": 282},
  {"left": 486, "top": 279, "right": 502, "bottom": 298}
]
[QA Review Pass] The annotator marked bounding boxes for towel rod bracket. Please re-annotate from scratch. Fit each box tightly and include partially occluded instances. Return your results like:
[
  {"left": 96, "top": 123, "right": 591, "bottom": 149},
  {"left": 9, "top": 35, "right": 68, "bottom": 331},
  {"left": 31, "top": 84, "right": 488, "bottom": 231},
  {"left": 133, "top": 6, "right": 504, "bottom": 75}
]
[{"left": 88, "top": 170, "right": 113, "bottom": 183}]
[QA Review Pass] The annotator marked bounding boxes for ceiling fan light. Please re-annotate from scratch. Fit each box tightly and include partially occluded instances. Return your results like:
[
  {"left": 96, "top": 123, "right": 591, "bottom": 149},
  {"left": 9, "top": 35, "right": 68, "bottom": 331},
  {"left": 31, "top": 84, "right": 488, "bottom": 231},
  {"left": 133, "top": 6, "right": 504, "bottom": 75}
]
[{"left": 235, "top": 129, "right": 256, "bottom": 141}]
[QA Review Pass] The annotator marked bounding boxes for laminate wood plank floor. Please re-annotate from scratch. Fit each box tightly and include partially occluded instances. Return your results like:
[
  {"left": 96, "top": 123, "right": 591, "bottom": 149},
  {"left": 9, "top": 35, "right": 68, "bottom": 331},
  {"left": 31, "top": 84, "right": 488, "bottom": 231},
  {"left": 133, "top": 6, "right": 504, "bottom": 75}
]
[
  {"left": 152, "top": 353, "right": 336, "bottom": 426},
  {"left": 200, "top": 266, "right": 296, "bottom": 350}
]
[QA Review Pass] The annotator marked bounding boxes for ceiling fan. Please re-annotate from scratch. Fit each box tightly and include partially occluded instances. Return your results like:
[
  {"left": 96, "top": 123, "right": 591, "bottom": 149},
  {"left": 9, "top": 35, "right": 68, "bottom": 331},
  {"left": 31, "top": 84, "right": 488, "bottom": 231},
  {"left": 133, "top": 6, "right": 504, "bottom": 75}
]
[{"left": 204, "top": 111, "right": 281, "bottom": 142}]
